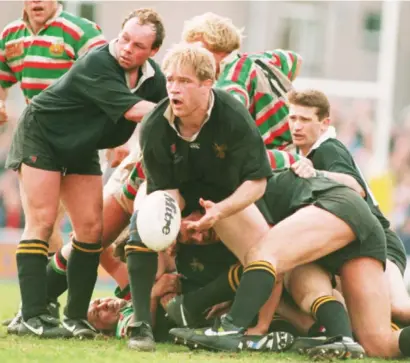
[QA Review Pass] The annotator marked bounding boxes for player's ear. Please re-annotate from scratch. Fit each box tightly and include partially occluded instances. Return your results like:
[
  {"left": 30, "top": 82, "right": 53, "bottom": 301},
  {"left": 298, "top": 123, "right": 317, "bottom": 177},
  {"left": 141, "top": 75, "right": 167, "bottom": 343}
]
[
  {"left": 201, "top": 79, "right": 213, "bottom": 88},
  {"left": 150, "top": 47, "right": 160, "bottom": 57}
]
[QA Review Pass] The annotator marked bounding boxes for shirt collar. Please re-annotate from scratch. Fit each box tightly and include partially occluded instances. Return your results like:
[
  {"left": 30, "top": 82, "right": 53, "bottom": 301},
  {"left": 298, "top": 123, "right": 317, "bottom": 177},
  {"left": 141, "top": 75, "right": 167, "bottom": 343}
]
[
  {"left": 109, "top": 39, "right": 155, "bottom": 92},
  {"left": 23, "top": 4, "right": 63, "bottom": 30},
  {"left": 164, "top": 90, "right": 215, "bottom": 142},
  {"left": 300, "top": 126, "right": 337, "bottom": 157}
]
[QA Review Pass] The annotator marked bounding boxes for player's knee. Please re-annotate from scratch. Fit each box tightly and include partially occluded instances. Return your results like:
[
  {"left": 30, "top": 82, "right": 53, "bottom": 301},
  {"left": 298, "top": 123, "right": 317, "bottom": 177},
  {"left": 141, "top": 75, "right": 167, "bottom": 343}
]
[
  {"left": 26, "top": 210, "right": 57, "bottom": 240},
  {"left": 359, "top": 333, "right": 397, "bottom": 358},
  {"left": 76, "top": 217, "right": 103, "bottom": 241}
]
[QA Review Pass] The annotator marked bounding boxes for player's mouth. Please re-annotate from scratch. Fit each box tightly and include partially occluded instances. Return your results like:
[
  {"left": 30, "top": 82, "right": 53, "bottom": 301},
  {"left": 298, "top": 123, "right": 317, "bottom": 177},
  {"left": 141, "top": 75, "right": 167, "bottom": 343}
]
[
  {"left": 171, "top": 99, "right": 183, "bottom": 107},
  {"left": 32, "top": 6, "right": 45, "bottom": 16},
  {"left": 292, "top": 133, "right": 304, "bottom": 140},
  {"left": 119, "top": 55, "right": 130, "bottom": 64}
]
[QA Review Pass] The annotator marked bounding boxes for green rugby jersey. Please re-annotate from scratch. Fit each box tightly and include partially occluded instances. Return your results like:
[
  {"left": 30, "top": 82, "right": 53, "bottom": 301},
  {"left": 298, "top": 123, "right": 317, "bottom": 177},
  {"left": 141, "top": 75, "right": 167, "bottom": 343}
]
[
  {"left": 216, "top": 49, "right": 301, "bottom": 150},
  {"left": 121, "top": 147, "right": 301, "bottom": 202},
  {"left": 0, "top": 5, "right": 105, "bottom": 101}
]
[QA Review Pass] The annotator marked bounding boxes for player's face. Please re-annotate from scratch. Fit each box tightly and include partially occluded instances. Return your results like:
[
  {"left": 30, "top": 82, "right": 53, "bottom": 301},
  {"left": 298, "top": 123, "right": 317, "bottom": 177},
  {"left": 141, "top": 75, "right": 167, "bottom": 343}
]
[
  {"left": 288, "top": 104, "right": 329, "bottom": 152},
  {"left": 178, "top": 211, "right": 218, "bottom": 244},
  {"left": 24, "top": 0, "right": 58, "bottom": 27},
  {"left": 166, "top": 65, "right": 213, "bottom": 119},
  {"left": 117, "top": 18, "right": 159, "bottom": 71},
  {"left": 87, "top": 298, "right": 122, "bottom": 332}
]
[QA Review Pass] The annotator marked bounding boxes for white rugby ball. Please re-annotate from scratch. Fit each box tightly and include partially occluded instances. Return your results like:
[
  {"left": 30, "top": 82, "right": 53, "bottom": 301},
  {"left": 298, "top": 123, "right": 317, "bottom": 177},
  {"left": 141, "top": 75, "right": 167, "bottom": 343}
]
[{"left": 137, "top": 191, "right": 181, "bottom": 251}]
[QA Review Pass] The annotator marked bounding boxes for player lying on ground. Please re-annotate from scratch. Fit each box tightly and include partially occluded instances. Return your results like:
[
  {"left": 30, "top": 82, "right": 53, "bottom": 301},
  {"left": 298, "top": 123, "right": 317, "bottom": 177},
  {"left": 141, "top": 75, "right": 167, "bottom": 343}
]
[{"left": 170, "top": 166, "right": 410, "bottom": 359}]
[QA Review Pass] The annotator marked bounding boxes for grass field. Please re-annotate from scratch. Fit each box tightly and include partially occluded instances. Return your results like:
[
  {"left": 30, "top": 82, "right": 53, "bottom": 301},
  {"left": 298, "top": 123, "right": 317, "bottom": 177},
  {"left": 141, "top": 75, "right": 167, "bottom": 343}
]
[{"left": 0, "top": 282, "right": 401, "bottom": 363}]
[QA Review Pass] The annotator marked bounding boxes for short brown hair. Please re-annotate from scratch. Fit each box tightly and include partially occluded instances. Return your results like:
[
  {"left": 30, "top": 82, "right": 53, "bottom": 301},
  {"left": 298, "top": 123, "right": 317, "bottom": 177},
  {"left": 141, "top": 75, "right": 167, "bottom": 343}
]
[
  {"left": 287, "top": 89, "right": 330, "bottom": 120},
  {"left": 122, "top": 8, "right": 165, "bottom": 49}
]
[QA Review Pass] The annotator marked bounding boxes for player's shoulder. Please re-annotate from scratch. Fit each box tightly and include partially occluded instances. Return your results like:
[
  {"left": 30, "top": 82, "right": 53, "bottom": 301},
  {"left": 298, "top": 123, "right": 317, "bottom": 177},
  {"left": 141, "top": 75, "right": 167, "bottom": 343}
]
[
  {"left": 140, "top": 98, "right": 170, "bottom": 142},
  {"left": 213, "top": 88, "right": 252, "bottom": 118},
  {"left": 1, "top": 18, "right": 26, "bottom": 40},
  {"left": 59, "top": 11, "right": 102, "bottom": 33},
  {"left": 317, "top": 138, "right": 351, "bottom": 156}
]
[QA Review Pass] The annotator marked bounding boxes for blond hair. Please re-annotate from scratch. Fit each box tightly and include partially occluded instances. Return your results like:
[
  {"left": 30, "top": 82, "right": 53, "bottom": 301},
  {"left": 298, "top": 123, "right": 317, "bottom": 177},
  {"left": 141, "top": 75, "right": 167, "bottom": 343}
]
[
  {"left": 288, "top": 89, "right": 331, "bottom": 120},
  {"left": 122, "top": 8, "right": 165, "bottom": 49},
  {"left": 182, "top": 12, "right": 242, "bottom": 53},
  {"left": 162, "top": 42, "right": 216, "bottom": 82}
]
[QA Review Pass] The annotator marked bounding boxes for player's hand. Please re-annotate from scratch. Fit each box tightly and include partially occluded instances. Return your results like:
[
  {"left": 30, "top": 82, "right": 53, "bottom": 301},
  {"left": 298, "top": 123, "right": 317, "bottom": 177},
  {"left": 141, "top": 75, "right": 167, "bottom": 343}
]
[
  {"left": 184, "top": 198, "right": 221, "bottom": 231},
  {"left": 0, "top": 101, "right": 8, "bottom": 125},
  {"left": 151, "top": 273, "right": 182, "bottom": 298},
  {"left": 107, "top": 145, "right": 130, "bottom": 168},
  {"left": 204, "top": 301, "right": 232, "bottom": 320},
  {"left": 291, "top": 159, "right": 316, "bottom": 178}
]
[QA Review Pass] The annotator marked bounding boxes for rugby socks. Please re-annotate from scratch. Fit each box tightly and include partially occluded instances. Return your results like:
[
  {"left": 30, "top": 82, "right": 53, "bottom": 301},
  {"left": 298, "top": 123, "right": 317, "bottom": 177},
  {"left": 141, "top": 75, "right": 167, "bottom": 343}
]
[
  {"left": 399, "top": 326, "right": 410, "bottom": 356},
  {"left": 184, "top": 263, "right": 243, "bottom": 317},
  {"left": 46, "top": 248, "right": 68, "bottom": 302},
  {"left": 65, "top": 239, "right": 102, "bottom": 319},
  {"left": 228, "top": 260, "right": 276, "bottom": 328},
  {"left": 125, "top": 211, "right": 157, "bottom": 326},
  {"left": 311, "top": 295, "right": 353, "bottom": 338},
  {"left": 16, "top": 239, "right": 49, "bottom": 320}
]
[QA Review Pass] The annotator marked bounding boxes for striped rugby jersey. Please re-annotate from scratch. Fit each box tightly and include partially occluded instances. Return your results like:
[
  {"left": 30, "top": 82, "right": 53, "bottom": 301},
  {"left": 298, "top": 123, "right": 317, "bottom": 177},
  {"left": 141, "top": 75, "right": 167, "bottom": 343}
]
[
  {"left": 121, "top": 148, "right": 301, "bottom": 202},
  {"left": 216, "top": 49, "right": 301, "bottom": 150},
  {"left": 0, "top": 5, "right": 105, "bottom": 101}
]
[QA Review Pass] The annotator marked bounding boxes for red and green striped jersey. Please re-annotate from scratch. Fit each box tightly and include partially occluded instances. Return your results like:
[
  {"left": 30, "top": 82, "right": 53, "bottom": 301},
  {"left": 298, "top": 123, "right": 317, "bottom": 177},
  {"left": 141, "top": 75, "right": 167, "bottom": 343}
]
[
  {"left": 216, "top": 49, "right": 301, "bottom": 150},
  {"left": 0, "top": 5, "right": 106, "bottom": 101},
  {"left": 121, "top": 149, "right": 302, "bottom": 202}
]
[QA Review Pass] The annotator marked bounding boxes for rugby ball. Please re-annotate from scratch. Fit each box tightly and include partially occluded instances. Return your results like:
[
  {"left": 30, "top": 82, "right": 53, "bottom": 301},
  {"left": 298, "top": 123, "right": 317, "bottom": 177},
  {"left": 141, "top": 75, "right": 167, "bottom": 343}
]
[{"left": 136, "top": 191, "right": 181, "bottom": 251}]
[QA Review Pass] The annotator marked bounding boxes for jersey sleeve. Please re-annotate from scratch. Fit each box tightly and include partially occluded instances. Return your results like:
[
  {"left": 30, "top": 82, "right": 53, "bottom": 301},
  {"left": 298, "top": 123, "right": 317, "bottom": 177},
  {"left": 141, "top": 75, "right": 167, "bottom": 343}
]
[
  {"left": 266, "top": 149, "right": 300, "bottom": 169},
  {"left": 216, "top": 57, "right": 255, "bottom": 109},
  {"left": 0, "top": 35, "right": 18, "bottom": 89},
  {"left": 139, "top": 116, "right": 178, "bottom": 194},
  {"left": 73, "top": 20, "right": 106, "bottom": 58},
  {"left": 229, "top": 110, "right": 273, "bottom": 182},
  {"left": 265, "top": 49, "right": 302, "bottom": 81},
  {"left": 312, "top": 142, "right": 367, "bottom": 191},
  {"left": 76, "top": 53, "right": 143, "bottom": 123},
  {"left": 122, "top": 161, "right": 146, "bottom": 201}
]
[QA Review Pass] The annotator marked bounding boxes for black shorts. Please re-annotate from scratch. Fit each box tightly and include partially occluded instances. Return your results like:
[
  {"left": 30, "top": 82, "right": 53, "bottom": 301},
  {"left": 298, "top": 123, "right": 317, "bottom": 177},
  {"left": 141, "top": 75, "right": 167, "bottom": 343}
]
[
  {"left": 385, "top": 228, "right": 407, "bottom": 275},
  {"left": 313, "top": 187, "right": 387, "bottom": 275},
  {"left": 6, "top": 107, "right": 101, "bottom": 176}
]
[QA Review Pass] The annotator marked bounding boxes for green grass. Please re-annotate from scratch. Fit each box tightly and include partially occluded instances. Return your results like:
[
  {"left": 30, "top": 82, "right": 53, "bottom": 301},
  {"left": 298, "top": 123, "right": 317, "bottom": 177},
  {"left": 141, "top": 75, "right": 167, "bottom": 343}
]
[{"left": 0, "top": 283, "right": 400, "bottom": 363}]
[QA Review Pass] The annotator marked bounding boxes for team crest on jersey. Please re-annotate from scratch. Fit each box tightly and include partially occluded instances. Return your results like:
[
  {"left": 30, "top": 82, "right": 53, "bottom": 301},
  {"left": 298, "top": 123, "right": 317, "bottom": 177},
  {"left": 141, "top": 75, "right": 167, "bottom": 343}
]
[
  {"left": 170, "top": 144, "right": 176, "bottom": 154},
  {"left": 213, "top": 143, "right": 227, "bottom": 159},
  {"left": 5, "top": 41, "right": 24, "bottom": 59},
  {"left": 190, "top": 258, "right": 204, "bottom": 272},
  {"left": 49, "top": 41, "right": 65, "bottom": 56}
]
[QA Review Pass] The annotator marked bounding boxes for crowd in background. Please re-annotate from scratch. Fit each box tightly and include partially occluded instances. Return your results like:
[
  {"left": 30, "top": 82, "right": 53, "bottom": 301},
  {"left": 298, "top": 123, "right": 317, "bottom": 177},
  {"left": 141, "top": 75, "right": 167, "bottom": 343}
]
[{"left": 1, "top": 96, "right": 410, "bottom": 252}]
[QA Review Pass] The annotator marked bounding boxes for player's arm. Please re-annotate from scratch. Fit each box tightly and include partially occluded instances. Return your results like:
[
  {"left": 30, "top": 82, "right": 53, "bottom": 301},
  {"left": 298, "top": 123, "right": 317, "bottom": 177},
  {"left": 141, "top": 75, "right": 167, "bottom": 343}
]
[
  {"left": 265, "top": 49, "right": 303, "bottom": 81},
  {"left": 0, "top": 34, "right": 17, "bottom": 124},
  {"left": 124, "top": 100, "right": 157, "bottom": 123},
  {"left": 266, "top": 149, "right": 309, "bottom": 169},
  {"left": 313, "top": 143, "right": 366, "bottom": 197},
  {"left": 316, "top": 169, "right": 365, "bottom": 197}
]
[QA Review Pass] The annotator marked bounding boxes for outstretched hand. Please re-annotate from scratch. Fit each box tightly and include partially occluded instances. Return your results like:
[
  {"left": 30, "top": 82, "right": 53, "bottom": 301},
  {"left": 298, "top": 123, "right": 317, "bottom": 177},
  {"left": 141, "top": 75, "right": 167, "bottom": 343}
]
[{"left": 184, "top": 198, "right": 222, "bottom": 231}]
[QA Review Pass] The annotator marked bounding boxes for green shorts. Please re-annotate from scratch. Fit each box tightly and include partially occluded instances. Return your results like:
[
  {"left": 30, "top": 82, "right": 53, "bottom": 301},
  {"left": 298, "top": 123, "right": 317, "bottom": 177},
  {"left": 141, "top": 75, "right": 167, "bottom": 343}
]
[
  {"left": 6, "top": 106, "right": 101, "bottom": 176},
  {"left": 385, "top": 228, "right": 407, "bottom": 275},
  {"left": 313, "top": 187, "right": 387, "bottom": 275}
]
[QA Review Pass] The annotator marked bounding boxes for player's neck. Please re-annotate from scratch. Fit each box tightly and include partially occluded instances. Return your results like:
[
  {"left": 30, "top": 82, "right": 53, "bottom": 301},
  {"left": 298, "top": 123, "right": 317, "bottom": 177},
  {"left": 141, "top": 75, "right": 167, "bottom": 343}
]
[
  {"left": 299, "top": 144, "right": 313, "bottom": 157},
  {"left": 178, "top": 94, "right": 211, "bottom": 132}
]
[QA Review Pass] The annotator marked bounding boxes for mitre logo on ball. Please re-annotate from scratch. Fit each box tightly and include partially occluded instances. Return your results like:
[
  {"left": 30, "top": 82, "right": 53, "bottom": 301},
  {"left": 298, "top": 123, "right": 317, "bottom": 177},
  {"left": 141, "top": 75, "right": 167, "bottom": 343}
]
[{"left": 137, "top": 191, "right": 181, "bottom": 251}]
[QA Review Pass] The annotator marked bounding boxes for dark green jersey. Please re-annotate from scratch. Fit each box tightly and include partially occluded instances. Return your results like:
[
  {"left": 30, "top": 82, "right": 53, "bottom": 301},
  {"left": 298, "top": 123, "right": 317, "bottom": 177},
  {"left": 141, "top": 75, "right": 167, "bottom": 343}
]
[
  {"left": 140, "top": 88, "right": 272, "bottom": 211},
  {"left": 29, "top": 42, "right": 166, "bottom": 162},
  {"left": 256, "top": 169, "right": 347, "bottom": 224},
  {"left": 307, "top": 138, "right": 390, "bottom": 228}
]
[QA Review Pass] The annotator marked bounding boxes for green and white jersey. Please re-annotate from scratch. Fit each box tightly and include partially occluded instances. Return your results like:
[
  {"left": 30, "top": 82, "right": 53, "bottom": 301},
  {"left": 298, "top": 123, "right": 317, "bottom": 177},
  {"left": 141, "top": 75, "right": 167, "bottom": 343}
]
[
  {"left": 115, "top": 303, "right": 134, "bottom": 338},
  {"left": 0, "top": 5, "right": 105, "bottom": 101}
]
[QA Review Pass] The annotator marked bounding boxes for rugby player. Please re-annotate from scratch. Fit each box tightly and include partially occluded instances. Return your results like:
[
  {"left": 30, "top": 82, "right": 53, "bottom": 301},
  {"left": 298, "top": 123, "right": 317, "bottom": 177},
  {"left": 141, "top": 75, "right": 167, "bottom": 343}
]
[{"left": 5, "top": 8, "right": 166, "bottom": 339}]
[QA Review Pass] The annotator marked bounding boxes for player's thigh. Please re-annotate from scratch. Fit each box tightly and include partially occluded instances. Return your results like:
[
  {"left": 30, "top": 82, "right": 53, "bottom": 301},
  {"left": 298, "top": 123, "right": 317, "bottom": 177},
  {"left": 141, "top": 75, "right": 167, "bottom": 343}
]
[
  {"left": 101, "top": 194, "right": 130, "bottom": 248},
  {"left": 60, "top": 174, "right": 103, "bottom": 242},
  {"left": 19, "top": 163, "right": 61, "bottom": 238},
  {"left": 340, "top": 257, "right": 399, "bottom": 357},
  {"left": 213, "top": 203, "right": 270, "bottom": 264},
  {"left": 252, "top": 206, "right": 355, "bottom": 273},
  {"left": 286, "top": 263, "right": 334, "bottom": 313}
]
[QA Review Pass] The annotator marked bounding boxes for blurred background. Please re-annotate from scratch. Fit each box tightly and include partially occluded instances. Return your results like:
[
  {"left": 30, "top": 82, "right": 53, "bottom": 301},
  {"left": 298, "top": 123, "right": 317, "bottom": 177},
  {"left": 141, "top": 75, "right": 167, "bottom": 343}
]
[{"left": 1, "top": 1, "right": 410, "bottom": 281}]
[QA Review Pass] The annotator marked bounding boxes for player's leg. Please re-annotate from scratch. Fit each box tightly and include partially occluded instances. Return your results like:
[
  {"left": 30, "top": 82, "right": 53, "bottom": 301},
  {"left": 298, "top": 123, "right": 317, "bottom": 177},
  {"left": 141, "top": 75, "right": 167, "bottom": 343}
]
[
  {"left": 16, "top": 164, "right": 66, "bottom": 337},
  {"left": 286, "top": 263, "right": 353, "bottom": 340},
  {"left": 60, "top": 168, "right": 103, "bottom": 338},
  {"left": 226, "top": 205, "right": 356, "bottom": 330},
  {"left": 47, "top": 202, "right": 65, "bottom": 256},
  {"left": 340, "top": 257, "right": 403, "bottom": 358}
]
